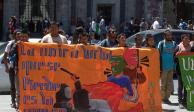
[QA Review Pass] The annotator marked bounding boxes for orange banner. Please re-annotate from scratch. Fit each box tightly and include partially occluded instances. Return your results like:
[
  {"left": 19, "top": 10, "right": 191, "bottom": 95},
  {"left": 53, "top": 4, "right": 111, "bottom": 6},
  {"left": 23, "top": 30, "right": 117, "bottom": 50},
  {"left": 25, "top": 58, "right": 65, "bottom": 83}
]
[{"left": 18, "top": 42, "right": 162, "bottom": 112}]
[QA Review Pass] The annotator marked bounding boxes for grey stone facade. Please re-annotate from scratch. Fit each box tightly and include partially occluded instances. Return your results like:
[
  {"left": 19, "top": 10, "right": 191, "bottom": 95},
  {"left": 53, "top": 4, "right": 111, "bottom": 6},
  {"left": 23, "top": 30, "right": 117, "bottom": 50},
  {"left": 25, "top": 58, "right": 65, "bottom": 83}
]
[
  {"left": 56, "top": 0, "right": 71, "bottom": 32},
  {"left": 1, "top": 0, "right": 163, "bottom": 41},
  {"left": 3, "top": 0, "right": 19, "bottom": 40}
]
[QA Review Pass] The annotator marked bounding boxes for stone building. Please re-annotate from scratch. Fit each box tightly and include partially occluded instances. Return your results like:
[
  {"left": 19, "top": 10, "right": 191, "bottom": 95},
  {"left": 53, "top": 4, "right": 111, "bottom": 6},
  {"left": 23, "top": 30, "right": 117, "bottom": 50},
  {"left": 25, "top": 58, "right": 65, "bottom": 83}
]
[
  {"left": 163, "top": 0, "right": 194, "bottom": 26},
  {"left": 0, "top": 0, "right": 163, "bottom": 41}
]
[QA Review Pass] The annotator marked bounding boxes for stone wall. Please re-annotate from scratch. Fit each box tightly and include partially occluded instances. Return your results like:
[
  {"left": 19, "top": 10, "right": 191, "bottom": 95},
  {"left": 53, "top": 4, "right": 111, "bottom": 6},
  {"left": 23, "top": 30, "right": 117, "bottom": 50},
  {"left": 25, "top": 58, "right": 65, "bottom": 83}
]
[
  {"left": 125, "top": 0, "right": 136, "bottom": 21},
  {"left": 3, "top": 0, "right": 19, "bottom": 41},
  {"left": 76, "top": 0, "right": 87, "bottom": 23},
  {"left": 163, "top": 0, "right": 177, "bottom": 26},
  {"left": 1, "top": 0, "right": 172, "bottom": 41},
  {"left": 145, "top": 0, "right": 162, "bottom": 20},
  {"left": 56, "top": 0, "right": 71, "bottom": 32}
]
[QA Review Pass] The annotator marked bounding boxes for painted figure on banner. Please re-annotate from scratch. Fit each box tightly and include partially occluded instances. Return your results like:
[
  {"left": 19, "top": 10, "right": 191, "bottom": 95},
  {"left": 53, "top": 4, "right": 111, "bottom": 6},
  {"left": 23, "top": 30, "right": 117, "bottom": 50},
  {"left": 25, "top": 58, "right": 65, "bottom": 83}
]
[{"left": 54, "top": 49, "right": 147, "bottom": 112}]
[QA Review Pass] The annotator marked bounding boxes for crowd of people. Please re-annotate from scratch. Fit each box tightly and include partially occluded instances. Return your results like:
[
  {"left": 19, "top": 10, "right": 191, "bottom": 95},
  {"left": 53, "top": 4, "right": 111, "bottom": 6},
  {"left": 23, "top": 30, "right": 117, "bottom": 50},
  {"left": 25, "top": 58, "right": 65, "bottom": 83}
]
[{"left": 3, "top": 15, "right": 194, "bottom": 111}]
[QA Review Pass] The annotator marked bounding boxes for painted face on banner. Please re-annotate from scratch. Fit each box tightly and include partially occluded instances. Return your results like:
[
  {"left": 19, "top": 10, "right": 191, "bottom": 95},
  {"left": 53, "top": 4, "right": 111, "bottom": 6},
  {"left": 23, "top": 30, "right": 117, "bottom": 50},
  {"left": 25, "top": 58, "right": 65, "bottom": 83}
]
[
  {"left": 123, "top": 49, "right": 139, "bottom": 69},
  {"left": 110, "top": 56, "right": 126, "bottom": 75}
]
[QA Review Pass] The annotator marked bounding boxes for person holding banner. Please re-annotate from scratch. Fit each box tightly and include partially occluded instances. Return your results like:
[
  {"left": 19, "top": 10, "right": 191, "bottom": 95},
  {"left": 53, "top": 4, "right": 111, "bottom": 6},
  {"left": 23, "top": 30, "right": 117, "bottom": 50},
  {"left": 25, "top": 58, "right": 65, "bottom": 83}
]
[
  {"left": 3, "top": 29, "right": 29, "bottom": 110},
  {"left": 175, "top": 34, "right": 191, "bottom": 109},
  {"left": 15, "top": 30, "right": 30, "bottom": 110},
  {"left": 157, "top": 30, "right": 176, "bottom": 104},
  {"left": 116, "top": 33, "right": 127, "bottom": 47},
  {"left": 2, "top": 29, "right": 21, "bottom": 109},
  {"left": 190, "top": 33, "right": 194, "bottom": 47},
  {"left": 132, "top": 34, "right": 143, "bottom": 48},
  {"left": 145, "top": 34, "right": 155, "bottom": 48},
  {"left": 41, "top": 21, "right": 68, "bottom": 44}
]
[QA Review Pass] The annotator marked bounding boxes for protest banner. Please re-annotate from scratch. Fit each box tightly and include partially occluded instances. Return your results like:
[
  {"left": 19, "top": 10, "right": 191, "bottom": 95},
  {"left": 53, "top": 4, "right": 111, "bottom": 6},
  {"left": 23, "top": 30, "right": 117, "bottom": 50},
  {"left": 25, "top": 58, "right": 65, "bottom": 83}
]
[
  {"left": 177, "top": 52, "right": 194, "bottom": 111},
  {"left": 18, "top": 42, "right": 162, "bottom": 112}
]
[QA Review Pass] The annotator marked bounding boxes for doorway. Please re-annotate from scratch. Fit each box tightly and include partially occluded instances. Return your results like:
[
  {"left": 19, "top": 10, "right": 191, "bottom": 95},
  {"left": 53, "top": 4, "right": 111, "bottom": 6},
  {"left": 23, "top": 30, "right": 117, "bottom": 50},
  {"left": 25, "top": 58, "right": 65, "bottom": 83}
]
[
  {"left": 177, "top": 2, "right": 193, "bottom": 21},
  {"left": 97, "top": 4, "right": 112, "bottom": 25}
]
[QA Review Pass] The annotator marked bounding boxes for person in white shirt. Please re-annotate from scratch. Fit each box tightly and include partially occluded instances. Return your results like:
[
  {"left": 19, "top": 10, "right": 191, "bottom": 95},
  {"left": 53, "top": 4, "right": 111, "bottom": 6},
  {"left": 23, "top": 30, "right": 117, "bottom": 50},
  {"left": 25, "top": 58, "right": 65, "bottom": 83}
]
[
  {"left": 41, "top": 22, "right": 68, "bottom": 44},
  {"left": 2, "top": 30, "right": 21, "bottom": 109},
  {"left": 91, "top": 19, "right": 96, "bottom": 32},
  {"left": 152, "top": 17, "right": 161, "bottom": 30}
]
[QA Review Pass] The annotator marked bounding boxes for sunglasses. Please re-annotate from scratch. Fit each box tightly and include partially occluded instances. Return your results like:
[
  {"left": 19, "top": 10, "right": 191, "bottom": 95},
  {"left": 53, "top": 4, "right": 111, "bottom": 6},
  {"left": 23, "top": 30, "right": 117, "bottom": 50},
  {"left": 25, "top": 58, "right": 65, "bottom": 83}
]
[{"left": 110, "top": 31, "right": 116, "bottom": 34}]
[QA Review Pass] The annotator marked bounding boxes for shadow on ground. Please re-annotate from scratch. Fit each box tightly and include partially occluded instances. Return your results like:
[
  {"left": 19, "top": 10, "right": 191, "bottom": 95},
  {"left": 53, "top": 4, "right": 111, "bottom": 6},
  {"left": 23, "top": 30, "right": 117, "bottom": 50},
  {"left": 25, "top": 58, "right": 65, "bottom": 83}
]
[{"left": 162, "top": 109, "right": 176, "bottom": 112}]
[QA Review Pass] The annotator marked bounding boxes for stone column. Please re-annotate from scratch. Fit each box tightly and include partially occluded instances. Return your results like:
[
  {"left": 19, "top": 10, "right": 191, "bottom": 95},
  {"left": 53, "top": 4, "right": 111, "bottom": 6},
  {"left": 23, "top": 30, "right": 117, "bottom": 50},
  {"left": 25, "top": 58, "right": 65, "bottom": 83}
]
[
  {"left": 120, "top": 0, "right": 125, "bottom": 23},
  {"left": 125, "top": 0, "right": 136, "bottom": 21},
  {"left": 87, "top": 0, "right": 93, "bottom": 18},
  {"left": 56, "top": 0, "right": 71, "bottom": 32},
  {"left": 3, "top": 0, "right": 19, "bottom": 41},
  {"left": 135, "top": 0, "right": 145, "bottom": 18},
  {"left": 163, "top": 0, "right": 177, "bottom": 26},
  {"left": 76, "top": 0, "right": 87, "bottom": 23}
]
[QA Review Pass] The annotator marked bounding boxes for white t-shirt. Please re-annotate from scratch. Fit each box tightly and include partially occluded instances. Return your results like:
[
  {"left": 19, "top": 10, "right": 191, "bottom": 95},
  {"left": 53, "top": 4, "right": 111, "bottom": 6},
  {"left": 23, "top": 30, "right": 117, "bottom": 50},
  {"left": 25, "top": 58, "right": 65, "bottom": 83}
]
[
  {"left": 152, "top": 20, "right": 160, "bottom": 30},
  {"left": 41, "top": 34, "right": 68, "bottom": 44},
  {"left": 5, "top": 40, "right": 15, "bottom": 68},
  {"left": 91, "top": 21, "right": 96, "bottom": 32},
  {"left": 5, "top": 40, "right": 15, "bottom": 53}
]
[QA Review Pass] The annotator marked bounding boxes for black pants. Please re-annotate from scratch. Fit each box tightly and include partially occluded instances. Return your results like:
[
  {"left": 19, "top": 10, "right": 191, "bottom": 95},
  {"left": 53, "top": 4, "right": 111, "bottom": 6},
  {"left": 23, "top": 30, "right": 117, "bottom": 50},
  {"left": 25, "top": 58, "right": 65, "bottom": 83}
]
[
  {"left": 9, "top": 68, "right": 16, "bottom": 104},
  {"left": 177, "top": 63, "right": 187, "bottom": 104}
]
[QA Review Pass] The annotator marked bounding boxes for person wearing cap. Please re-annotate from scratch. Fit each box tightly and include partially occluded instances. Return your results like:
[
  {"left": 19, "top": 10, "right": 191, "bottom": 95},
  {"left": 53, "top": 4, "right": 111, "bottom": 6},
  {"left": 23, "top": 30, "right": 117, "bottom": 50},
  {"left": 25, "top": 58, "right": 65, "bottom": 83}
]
[
  {"left": 41, "top": 21, "right": 68, "bottom": 44},
  {"left": 100, "top": 27, "right": 118, "bottom": 47},
  {"left": 2, "top": 29, "right": 21, "bottom": 109}
]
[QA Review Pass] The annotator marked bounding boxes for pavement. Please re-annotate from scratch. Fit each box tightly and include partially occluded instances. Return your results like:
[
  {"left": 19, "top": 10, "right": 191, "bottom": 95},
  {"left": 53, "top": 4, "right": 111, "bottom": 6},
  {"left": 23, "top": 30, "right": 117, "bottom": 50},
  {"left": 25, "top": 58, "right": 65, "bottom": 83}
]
[
  {"left": 0, "top": 80, "right": 190, "bottom": 112},
  {"left": 0, "top": 95, "right": 16, "bottom": 112}
]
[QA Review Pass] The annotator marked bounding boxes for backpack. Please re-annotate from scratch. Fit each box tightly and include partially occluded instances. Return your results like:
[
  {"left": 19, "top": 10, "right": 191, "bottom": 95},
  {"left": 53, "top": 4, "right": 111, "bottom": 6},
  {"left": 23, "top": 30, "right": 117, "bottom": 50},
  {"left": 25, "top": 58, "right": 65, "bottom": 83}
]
[
  {"left": 159, "top": 40, "right": 175, "bottom": 53},
  {"left": 159, "top": 40, "right": 175, "bottom": 71}
]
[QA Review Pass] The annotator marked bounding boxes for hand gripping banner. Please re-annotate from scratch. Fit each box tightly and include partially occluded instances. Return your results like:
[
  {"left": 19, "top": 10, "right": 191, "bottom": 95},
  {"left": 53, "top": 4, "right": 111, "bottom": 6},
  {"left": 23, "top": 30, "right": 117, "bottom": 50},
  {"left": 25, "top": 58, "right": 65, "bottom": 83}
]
[{"left": 18, "top": 42, "right": 162, "bottom": 112}]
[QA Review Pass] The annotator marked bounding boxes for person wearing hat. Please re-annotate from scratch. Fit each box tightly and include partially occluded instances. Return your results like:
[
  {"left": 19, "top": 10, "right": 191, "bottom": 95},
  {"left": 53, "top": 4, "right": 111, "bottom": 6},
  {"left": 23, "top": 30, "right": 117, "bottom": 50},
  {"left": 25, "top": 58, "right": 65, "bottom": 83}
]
[{"left": 2, "top": 29, "right": 21, "bottom": 109}]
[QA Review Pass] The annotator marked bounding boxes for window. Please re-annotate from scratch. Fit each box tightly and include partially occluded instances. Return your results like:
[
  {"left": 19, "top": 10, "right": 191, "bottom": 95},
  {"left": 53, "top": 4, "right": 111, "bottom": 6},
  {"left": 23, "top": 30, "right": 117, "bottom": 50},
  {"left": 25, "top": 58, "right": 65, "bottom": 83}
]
[{"left": 19, "top": 0, "right": 55, "bottom": 22}]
